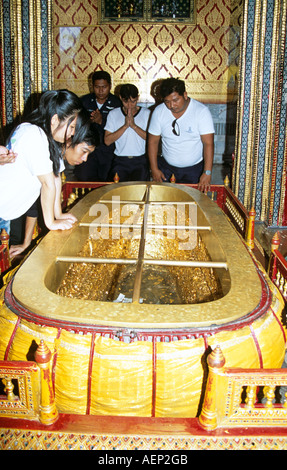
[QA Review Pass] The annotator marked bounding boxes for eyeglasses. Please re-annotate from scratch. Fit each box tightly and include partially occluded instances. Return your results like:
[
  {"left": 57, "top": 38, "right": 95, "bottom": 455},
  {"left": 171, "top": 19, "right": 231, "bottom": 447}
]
[{"left": 172, "top": 119, "right": 180, "bottom": 136}]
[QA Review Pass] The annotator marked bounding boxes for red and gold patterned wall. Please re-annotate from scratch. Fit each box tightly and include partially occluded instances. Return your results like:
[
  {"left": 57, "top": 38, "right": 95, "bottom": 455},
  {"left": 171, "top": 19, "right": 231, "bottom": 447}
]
[{"left": 53, "top": 0, "right": 242, "bottom": 104}]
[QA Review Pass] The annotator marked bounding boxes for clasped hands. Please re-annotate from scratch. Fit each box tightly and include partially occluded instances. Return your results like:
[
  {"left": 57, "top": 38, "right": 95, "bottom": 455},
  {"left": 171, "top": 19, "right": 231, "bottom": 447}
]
[
  {"left": 90, "top": 109, "right": 102, "bottom": 125},
  {"left": 0, "top": 145, "right": 17, "bottom": 165},
  {"left": 124, "top": 109, "right": 137, "bottom": 130}
]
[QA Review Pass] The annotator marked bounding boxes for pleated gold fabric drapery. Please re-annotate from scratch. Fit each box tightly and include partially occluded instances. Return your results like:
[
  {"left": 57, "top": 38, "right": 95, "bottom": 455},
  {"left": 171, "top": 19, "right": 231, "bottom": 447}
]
[
  {"left": 0, "top": 0, "right": 53, "bottom": 140},
  {"left": 233, "top": 0, "right": 287, "bottom": 226},
  {"left": 0, "top": 271, "right": 285, "bottom": 417}
]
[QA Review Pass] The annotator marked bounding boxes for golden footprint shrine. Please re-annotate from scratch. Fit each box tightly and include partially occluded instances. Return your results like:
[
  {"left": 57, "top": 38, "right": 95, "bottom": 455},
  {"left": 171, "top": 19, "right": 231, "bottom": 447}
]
[{"left": 0, "top": 182, "right": 286, "bottom": 427}]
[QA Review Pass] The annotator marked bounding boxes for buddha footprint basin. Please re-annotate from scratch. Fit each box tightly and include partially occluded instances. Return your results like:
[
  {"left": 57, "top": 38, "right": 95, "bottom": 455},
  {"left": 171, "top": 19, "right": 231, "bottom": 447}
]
[
  {"left": 11, "top": 182, "right": 255, "bottom": 327},
  {"left": 55, "top": 198, "right": 226, "bottom": 306},
  {"left": 1, "top": 182, "right": 286, "bottom": 417}
]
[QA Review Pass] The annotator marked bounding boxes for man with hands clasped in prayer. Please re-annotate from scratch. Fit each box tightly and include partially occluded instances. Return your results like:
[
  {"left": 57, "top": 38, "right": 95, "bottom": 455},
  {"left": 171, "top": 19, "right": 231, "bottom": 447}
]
[{"left": 104, "top": 83, "right": 150, "bottom": 182}]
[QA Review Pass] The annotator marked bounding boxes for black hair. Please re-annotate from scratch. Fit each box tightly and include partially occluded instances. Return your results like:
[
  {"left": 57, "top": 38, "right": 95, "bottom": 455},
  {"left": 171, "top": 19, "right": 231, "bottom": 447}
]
[
  {"left": 25, "top": 89, "right": 82, "bottom": 175},
  {"left": 92, "top": 71, "right": 111, "bottom": 85},
  {"left": 119, "top": 84, "right": 139, "bottom": 100},
  {"left": 160, "top": 78, "right": 186, "bottom": 99},
  {"left": 69, "top": 108, "right": 99, "bottom": 149}
]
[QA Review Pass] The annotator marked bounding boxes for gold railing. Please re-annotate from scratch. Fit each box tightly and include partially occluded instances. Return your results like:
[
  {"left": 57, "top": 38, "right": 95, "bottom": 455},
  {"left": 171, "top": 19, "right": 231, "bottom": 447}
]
[
  {"left": 0, "top": 341, "right": 58, "bottom": 425},
  {"left": 2, "top": 340, "right": 287, "bottom": 431},
  {"left": 199, "top": 345, "right": 287, "bottom": 430}
]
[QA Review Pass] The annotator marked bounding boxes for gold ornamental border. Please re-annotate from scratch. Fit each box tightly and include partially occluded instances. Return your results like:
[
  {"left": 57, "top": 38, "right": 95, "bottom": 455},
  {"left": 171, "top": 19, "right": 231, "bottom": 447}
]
[{"left": 1, "top": 425, "right": 287, "bottom": 450}]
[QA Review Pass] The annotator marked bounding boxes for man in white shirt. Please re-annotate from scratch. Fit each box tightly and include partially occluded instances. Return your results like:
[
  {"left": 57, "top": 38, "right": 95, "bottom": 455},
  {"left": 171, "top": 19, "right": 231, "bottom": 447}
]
[
  {"left": 148, "top": 78, "right": 214, "bottom": 191},
  {"left": 105, "top": 84, "right": 150, "bottom": 182}
]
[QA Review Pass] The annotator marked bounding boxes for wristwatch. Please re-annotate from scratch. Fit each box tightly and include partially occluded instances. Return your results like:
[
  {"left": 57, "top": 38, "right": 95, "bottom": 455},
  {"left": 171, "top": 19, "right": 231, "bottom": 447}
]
[{"left": 204, "top": 170, "right": 212, "bottom": 175}]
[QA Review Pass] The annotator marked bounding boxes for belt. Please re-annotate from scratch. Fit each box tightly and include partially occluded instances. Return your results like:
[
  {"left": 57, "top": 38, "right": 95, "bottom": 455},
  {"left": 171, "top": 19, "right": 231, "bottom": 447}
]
[{"left": 116, "top": 154, "right": 146, "bottom": 159}]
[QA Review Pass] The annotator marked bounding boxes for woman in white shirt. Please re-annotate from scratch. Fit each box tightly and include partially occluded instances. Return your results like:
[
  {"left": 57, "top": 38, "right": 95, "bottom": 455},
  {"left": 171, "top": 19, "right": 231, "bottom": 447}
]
[
  {"left": 8, "top": 109, "right": 98, "bottom": 258},
  {"left": 0, "top": 89, "right": 83, "bottom": 234}
]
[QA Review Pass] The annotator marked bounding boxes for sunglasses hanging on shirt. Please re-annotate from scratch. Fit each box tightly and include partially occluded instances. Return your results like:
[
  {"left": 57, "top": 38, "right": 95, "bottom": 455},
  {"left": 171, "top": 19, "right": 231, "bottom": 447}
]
[{"left": 172, "top": 119, "right": 180, "bottom": 136}]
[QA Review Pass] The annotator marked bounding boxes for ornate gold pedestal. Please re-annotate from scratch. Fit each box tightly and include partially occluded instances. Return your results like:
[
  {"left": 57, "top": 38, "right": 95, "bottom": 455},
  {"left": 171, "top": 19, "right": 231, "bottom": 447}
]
[{"left": 0, "top": 183, "right": 285, "bottom": 418}]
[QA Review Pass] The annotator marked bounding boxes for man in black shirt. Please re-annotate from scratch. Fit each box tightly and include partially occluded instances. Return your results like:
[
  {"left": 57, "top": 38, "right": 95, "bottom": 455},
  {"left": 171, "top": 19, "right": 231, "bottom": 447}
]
[{"left": 75, "top": 71, "right": 121, "bottom": 181}]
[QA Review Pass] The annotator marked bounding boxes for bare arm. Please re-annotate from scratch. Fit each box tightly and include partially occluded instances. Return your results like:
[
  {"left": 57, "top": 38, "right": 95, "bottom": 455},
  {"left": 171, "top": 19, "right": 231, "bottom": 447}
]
[
  {"left": 197, "top": 133, "right": 214, "bottom": 192},
  {"left": 38, "top": 173, "right": 56, "bottom": 229},
  {"left": 104, "top": 124, "right": 127, "bottom": 146},
  {"left": 130, "top": 123, "right": 147, "bottom": 140},
  {"left": 129, "top": 111, "right": 147, "bottom": 140},
  {"left": 54, "top": 175, "right": 63, "bottom": 219},
  {"left": 148, "top": 133, "right": 166, "bottom": 182},
  {"left": 38, "top": 173, "right": 76, "bottom": 230},
  {"left": 54, "top": 174, "right": 77, "bottom": 223}
]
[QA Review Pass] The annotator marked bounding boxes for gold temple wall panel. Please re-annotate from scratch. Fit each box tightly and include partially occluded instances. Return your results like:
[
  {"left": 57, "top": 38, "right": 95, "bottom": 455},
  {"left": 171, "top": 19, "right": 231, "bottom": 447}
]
[{"left": 53, "top": 0, "right": 242, "bottom": 103}]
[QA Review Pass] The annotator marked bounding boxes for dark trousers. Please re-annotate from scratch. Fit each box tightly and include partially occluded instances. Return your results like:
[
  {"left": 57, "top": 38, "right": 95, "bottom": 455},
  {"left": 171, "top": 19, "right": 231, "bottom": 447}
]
[
  {"left": 110, "top": 155, "right": 150, "bottom": 182},
  {"left": 158, "top": 157, "right": 204, "bottom": 184}
]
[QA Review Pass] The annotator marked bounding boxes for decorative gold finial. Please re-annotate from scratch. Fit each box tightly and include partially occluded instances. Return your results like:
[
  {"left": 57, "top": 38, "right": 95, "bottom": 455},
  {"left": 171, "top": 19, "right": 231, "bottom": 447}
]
[
  {"left": 61, "top": 172, "right": 66, "bottom": 184},
  {"left": 199, "top": 345, "right": 226, "bottom": 430},
  {"left": 271, "top": 232, "right": 280, "bottom": 253},
  {"left": 207, "top": 345, "right": 226, "bottom": 368},
  {"left": 67, "top": 192, "right": 77, "bottom": 207},
  {"left": 35, "top": 340, "right": 58, "bottom": 425},
  {"left": 0, "top": 228, "right": 11, "bottom": 268},
  {"left": 170, "top": 174, "right": 176, "bottom": 183},
  {"left": 224, "top": 175, "right": 230, "bottom": 187},
  {"left": 0, "top": 229, "right": 9, "bottom": 248},
  {"left": 35, "top": 339, "right": 52, "bottom": 364},
  {"left": 245, "top": 206, "right": 256, "bottom": 250}
]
